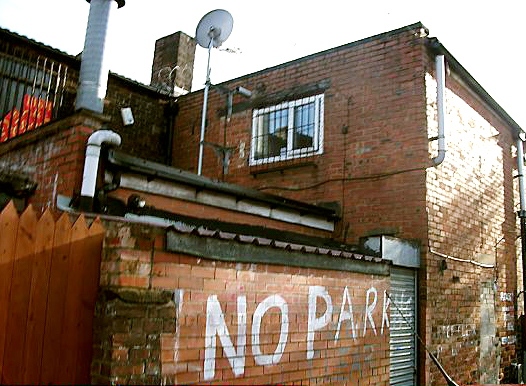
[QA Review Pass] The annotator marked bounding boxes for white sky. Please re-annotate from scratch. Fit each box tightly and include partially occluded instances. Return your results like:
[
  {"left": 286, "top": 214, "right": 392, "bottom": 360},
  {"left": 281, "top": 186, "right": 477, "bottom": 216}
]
[{"left": 0, "top": 0, "right": 524, "bottom": 128}]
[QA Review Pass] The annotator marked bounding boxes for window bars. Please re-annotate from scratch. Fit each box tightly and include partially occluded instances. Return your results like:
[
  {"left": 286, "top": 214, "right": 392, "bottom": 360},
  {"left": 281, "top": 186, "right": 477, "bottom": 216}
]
[{"left": 250, "top": 94, "right": 324, "bottom": 165}]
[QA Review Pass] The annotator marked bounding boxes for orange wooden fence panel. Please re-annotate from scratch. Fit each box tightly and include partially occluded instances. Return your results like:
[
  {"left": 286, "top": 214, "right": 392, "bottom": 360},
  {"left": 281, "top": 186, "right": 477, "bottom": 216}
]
[
  {"left": 40, "top": 212, "right": 73, "bottom": 384},
  {"left": 3, "top": 205, "right": 37, "bottom": 381},
  {"left": 0, "top": 201, "right": 105, "bottom": 384},
  {"left": 23, "top": 209, "right": 55, "bottom": 384},
  {"left": 0, "top": 201, "right": 18, "bottom": 379}
]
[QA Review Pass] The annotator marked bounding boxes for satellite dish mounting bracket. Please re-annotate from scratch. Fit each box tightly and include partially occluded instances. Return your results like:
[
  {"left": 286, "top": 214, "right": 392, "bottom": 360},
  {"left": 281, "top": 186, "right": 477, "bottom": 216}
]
[{"left": 195, "top": 9, "right": 234, "bottom": 176}]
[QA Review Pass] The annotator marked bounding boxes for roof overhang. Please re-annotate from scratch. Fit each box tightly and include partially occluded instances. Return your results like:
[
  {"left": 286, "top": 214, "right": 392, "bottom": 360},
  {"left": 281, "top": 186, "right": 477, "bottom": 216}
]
[
  {"left": 426, "top": 37, "right": 524, "bottom": 139},
  {"left": 106, "top": 150, "right": 339, "bottom": 232}
]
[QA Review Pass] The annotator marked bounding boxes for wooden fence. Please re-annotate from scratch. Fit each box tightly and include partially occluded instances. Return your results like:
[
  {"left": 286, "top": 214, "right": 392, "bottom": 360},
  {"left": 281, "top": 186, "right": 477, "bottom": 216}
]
[{"left": 0, "top": 201, "right": 104, "bottom": 384}]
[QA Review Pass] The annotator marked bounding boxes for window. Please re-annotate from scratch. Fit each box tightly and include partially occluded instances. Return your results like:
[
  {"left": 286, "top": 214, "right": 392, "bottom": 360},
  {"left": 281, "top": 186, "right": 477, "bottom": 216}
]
[{"left": 250, "top": 94, "right": 324, "bottom": 165}]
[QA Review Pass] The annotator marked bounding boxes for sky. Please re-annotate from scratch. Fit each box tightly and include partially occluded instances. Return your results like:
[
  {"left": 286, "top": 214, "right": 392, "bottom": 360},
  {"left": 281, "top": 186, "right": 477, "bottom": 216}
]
[{"left": 0, "top": 0, "right": 525, "bottom": 128}]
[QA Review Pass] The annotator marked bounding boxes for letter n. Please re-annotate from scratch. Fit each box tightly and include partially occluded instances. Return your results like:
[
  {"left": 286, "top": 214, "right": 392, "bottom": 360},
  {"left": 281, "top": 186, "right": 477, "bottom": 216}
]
[{"left": 204, "top": 295, "right": 247, "bottom": 380}]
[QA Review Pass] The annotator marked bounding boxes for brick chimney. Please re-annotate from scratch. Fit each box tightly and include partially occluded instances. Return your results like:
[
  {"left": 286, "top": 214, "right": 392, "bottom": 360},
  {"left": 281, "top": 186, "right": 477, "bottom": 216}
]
[{"left": 150, "top": 31, "right": 196, "bottom": 96}]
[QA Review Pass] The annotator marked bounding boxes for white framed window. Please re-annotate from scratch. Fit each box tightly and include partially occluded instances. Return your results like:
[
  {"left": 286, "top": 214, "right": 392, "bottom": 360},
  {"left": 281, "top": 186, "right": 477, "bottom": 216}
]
[{"left": 249, "top": 94, "right": 324, "bottom": 165}]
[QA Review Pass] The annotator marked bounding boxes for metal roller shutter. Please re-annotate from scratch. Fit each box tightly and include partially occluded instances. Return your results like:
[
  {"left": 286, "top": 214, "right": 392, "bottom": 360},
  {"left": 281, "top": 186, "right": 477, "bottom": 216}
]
[{"left": 389, "top": 267, "right": 417, "bottom": 386}]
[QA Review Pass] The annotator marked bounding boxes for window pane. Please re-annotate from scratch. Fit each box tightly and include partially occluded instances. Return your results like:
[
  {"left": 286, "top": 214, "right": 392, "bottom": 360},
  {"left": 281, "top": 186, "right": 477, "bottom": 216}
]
[
  {"left": 253, "top": 113, "right": 268, "bottom": 160},
  {"left": 293, "top": 102, "right": 314, "bottom": 150},
  {"left": 269, "top": 108, "right": 288, "bottom": 157},
  {"left": 253, "top": 107, "right": 288, "bottom": 160},
  {"left": 250, "top": 94, "right": 323, "bottom": 165}
]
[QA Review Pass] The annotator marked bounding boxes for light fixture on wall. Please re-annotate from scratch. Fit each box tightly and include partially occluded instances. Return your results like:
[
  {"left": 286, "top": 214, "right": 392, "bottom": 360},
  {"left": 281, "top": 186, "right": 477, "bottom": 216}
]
[
  {"left": 235, "top": 86, "right": 252, "bottom": 98},
  {"left": 227, "top": 86, "right": 252, "bottom": 121},
  {"left": 120, "top": 107, "right": 134, "bottom": 126}
]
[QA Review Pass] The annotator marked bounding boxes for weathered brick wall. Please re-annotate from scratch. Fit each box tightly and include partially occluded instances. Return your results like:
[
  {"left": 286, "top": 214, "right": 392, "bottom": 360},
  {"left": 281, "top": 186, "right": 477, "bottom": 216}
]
[
  {"left": 0, "top": 112, "right": 100, "bottom": 212},
  {"left": 159, "top": 258, "right": 390, "bottom": 385},
  {"left": 424, "top": 51, "right": 518, "bottom": 384},
  {"left": 172, "top": 24, "right": 430, "bottom": 245},
  {"left": 1, "top": 30, "right": 173, "bottom": 165},
  {"left": 150, "top": 31, "right": 196, "bottom": 93},
  {"left": 104, "top": 78, "right": 172, "bottom": 164},
  {"left": 172, "top": 24, "right": 520, "bottom": 385},
  {"left": 96, "top": 219, "right": 391, "bottom": 385},
  {"left": 3, "top": 22, "right": 520, "bottom": 385},
  {"left": 91, "top": 288, "right": 176, "bottom": 385}
]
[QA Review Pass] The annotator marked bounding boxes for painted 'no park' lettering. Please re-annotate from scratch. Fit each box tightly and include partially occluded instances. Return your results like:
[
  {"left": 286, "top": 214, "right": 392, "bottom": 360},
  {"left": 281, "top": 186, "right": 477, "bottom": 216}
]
[{"left": 203, "top": 285, "right": 390, "bottom": 380}]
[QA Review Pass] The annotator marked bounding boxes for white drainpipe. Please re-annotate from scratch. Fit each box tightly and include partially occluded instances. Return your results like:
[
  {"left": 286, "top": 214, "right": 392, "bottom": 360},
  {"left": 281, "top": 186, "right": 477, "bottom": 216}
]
[
  {"left": 517, "top": 137, "right": 526, "bottom": 214},
  {"left": 80, "top": 129, "right": 121, "bottom": 210},
  {"left": 516, "top": 136, "right": 526, "bottom": 316},
  {"left": 433, "top": 54, "right": 446, "bottom": 166}
]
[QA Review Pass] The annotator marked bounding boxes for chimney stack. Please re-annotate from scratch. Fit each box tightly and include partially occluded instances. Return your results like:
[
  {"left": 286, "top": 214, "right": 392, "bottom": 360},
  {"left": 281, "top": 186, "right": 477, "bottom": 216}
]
[
  {"left": 150, "top": 31, "right": 196, "bottom": 96},
  {"left": 76, "top": 0, "right": 125, "bottom": 113}
]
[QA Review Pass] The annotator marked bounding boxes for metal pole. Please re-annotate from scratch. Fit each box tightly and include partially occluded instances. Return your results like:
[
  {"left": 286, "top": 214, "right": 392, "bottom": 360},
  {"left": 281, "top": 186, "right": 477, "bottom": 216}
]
[{"left": 197, "top": 39, "right": 213, "bottom": 176}]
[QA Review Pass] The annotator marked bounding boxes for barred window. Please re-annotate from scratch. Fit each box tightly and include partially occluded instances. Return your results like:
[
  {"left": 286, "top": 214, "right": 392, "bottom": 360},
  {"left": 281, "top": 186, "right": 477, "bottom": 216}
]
[{"left": 250, "top": 94, "right": 324, "bottom": 165}]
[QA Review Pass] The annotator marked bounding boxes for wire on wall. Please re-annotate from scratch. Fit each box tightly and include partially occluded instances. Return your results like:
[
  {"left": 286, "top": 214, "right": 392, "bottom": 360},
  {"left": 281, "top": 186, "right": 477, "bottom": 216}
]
[{"left": 257, "top": 165, "right": 426, "bottom": 192}]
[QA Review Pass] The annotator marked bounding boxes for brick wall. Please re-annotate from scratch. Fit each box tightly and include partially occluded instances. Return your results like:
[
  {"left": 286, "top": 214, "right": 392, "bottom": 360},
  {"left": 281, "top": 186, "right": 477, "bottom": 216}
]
[
  {"left": 96, "top": 218, "right": 391, "bottom": 385},
  {"left": 171, "top": 23, "right": 520, "bottom": 385},
  {"left": 0, "top": 111, "right": 101, "bottom": 212},
  {"left": 104, "top": 78, "right": 173, "bottom": 164},
  {"left": 424, "top": 51, "right": 519, "bottom": 384},
  {"left": 171, "top": 24, "right": 430, "bottom": 245},
  {"left": 3, "top": 22, "right": 520, "bottom": 385},
  {"left": 150, "top": 31, "right": 196, "bottom": 94},
  {"left": 1, "top": 30, "right": 173, "bottom": 165},
  {"left": 91, "top": 288, "right": 176, "bottom": 385}
]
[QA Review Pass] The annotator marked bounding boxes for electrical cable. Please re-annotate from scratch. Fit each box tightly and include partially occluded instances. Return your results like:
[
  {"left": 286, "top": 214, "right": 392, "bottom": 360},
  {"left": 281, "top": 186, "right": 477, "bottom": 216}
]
[
  {"left": 430, "top": 248, "right": 494, "bottom": 268},
  {"left": 257, "top": 166, "right": 426, "bottom": 192}
]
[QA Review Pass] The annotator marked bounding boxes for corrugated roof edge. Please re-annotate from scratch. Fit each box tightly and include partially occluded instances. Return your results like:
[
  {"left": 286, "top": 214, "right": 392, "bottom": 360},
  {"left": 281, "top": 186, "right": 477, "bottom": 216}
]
[
  {"left": 56, "top": 194, "right": 389, "bottom": 276},
  {"left": 166, "top": 220, "right": 389, "bottom": 276}
]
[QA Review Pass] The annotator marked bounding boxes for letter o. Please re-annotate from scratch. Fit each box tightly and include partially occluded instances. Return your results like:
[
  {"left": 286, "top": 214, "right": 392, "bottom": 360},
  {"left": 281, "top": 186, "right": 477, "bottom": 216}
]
[{"left": 251, "top": 294, "right": 289, "bottom": 366}]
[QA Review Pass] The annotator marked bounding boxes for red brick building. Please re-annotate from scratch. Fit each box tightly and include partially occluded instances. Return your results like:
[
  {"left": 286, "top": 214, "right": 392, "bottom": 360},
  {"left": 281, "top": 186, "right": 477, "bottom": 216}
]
[
  {"left": 0, "top": 9, "right": 523, "bottom": 386},
  {"left": 171, "top": 22, "right": 523, "bottom": 385}
]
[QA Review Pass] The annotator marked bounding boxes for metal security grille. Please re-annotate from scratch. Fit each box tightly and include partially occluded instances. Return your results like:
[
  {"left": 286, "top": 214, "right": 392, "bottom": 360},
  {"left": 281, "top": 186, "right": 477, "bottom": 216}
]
[
  {"left": 0, "top": 53, "right": 72, "bottom": 142},
  {"left": 389, "top": 267, "right": 417, "bottom": 386},
  {"left": 250, "top": 94, "right": 324, "bottom": 165}
]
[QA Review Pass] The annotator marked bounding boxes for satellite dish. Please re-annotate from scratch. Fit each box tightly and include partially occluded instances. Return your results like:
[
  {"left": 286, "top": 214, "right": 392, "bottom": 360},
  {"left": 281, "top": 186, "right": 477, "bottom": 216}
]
[
  {"left": 195, "top": 9, "right": 234, "bottom": 176},
  {"left": 195, "top": 9, "right": 233, "bottom": 49}
]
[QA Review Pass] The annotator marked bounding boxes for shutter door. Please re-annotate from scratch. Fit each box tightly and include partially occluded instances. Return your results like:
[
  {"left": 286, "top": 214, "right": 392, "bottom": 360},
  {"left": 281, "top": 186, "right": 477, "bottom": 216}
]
[{"left": 389, "top": 267, "right": 417, "bottom": 386}]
